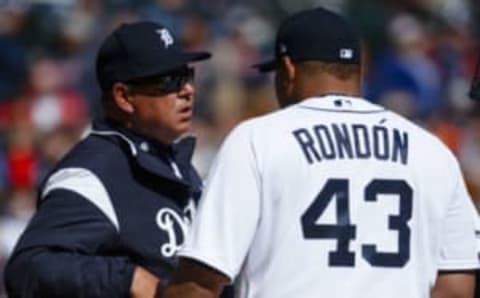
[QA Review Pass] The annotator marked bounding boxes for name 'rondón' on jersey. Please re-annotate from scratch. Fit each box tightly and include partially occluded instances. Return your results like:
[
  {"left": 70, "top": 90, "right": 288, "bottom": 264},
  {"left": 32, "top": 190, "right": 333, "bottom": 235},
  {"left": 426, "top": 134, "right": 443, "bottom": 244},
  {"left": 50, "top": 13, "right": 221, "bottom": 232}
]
[{"left": 180, "top": 95, "right": 480, "bottom": 298}]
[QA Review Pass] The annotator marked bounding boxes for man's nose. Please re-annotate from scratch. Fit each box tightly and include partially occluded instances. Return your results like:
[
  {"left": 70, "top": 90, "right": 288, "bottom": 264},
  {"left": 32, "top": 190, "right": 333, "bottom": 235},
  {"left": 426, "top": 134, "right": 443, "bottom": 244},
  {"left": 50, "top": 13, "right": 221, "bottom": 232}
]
[{"left": 178, "top": 81, "right": 194, "bottom": 99}]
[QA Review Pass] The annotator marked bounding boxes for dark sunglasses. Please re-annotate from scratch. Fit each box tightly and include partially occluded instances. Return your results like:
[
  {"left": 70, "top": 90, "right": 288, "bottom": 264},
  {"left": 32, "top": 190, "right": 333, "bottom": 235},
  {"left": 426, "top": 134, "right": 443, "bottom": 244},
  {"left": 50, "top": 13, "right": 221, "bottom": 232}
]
[{"left": 126, "top": 67, "right": 195, "bottom": 95}]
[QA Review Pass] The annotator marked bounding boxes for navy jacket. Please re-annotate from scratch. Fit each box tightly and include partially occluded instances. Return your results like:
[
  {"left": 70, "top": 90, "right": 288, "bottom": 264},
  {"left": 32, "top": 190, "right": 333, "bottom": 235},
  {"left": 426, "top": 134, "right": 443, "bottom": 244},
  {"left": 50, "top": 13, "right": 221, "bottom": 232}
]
[{"left": 4, "top": 120, "right": 203, "bottom": 298}]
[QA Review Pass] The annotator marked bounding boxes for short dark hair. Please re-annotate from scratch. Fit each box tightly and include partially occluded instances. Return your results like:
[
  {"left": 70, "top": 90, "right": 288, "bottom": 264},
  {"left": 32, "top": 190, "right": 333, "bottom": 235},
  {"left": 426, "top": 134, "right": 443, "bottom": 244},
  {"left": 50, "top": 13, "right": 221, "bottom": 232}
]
[{"left": 296, "top": 61, "right": 360, "bottom": 81}]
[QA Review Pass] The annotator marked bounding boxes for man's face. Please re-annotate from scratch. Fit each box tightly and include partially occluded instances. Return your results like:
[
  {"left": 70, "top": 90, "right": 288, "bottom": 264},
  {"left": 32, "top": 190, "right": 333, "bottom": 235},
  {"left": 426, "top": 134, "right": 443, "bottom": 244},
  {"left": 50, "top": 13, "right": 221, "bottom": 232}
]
[{"left": 126, "top": 66, "right": 196, "bottom": 143}]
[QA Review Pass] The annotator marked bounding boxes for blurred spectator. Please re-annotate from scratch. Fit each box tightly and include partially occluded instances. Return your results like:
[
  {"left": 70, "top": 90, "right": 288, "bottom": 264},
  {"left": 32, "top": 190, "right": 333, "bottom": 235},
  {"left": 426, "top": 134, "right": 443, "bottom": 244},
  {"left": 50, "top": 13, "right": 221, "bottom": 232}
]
[
  {"left": 345, "top": 0, "right": 390, "bottom": 57},
  {"left": 19, "top": 3, "right": 64, "bottom": 56},
  {"left": 181, "top": 11, "right": 216, "bottom": 121},
  {"left": 0, "top": 37, "right": 27, "bottom": 102},
  {"left": 0, "top": 190, "right": 35, "bottom": 257},
  {"left": 366, "top": 13, "right": 443, "bottom": 119},
  {"left": 5, "top": 132, "right": 37, "bottom": 191},
  {"left": 0, "top": 189, "right": 35, "bottom": 297},
  {"left": 459, "top": 106, "right": 480, "bottom": 207}
]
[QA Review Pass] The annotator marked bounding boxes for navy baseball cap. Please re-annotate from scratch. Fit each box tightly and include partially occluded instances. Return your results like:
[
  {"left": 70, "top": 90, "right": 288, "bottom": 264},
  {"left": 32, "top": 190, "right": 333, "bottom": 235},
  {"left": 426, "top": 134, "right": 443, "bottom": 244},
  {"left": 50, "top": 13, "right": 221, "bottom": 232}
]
[
  {"left": 96, "top": 21, "right": 211, "bottom": 91},
  {"left": 253, "top": 7, "right": 361, "bottom": 72}
]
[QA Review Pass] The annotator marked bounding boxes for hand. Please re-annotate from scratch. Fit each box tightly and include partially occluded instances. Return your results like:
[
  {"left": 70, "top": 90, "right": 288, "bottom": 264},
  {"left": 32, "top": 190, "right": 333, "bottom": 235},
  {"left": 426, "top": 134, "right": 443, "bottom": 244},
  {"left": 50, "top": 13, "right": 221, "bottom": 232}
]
[
  {"left": 161, "top": 282, "right": 215, "bottom": 298},
  {"left": 130, "top": 266, "right": 161, "bottom": 298}
]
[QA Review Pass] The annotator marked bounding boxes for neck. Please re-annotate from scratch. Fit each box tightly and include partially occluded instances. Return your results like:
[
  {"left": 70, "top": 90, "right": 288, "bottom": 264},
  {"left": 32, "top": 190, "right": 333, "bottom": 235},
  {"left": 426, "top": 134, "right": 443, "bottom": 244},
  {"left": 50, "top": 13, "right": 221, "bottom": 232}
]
[{"left": 294, "top": 74, "right": 361, "bottom": 101}]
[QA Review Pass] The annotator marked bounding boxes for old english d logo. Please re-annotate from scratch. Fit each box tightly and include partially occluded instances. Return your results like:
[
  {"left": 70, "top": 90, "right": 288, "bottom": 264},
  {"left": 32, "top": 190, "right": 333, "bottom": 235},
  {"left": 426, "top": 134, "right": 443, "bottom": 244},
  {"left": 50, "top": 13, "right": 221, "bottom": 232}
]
[{"left": 155, "top": 200, "right": 195, "bottom": 257}]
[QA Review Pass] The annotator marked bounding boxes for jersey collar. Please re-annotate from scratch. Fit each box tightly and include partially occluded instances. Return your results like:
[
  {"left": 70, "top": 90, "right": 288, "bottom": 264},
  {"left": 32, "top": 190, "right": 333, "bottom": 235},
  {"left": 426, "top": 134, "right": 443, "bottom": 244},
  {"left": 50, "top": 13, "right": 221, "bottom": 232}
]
[{"left": 297, "top": 94, "right": 385, "bottom": 113}]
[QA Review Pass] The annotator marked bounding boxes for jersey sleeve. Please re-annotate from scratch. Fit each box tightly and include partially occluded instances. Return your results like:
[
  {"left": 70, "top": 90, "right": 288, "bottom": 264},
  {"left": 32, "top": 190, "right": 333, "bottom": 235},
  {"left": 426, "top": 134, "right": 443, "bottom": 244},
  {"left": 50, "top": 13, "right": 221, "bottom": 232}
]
[
  {"left": 178, "top": 122, "right": 261, "bottom": 281},
  {"left": 437, "top": 162, "right": 480, "bottom": 271}
]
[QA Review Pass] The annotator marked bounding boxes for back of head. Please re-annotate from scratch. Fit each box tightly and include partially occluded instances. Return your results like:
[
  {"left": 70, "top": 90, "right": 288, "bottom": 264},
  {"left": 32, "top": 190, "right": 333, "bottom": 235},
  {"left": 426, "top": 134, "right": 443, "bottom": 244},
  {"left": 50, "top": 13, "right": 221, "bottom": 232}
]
[
  {"left": 253, "top": 7, "right": 362, "bottom": 104},
  {"left": 255, "top": 7, "right": 361, "bottom": 72},
  {"left": 470, "top": 55, "right": 480, "bottom": 101}
]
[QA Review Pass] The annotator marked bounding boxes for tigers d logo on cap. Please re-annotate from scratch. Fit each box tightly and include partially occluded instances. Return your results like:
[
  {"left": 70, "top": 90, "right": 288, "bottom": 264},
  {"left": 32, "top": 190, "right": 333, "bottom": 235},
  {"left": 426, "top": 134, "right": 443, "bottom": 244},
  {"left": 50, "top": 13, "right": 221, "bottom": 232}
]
[
  {"left": 156, "top": 28, "right": 174, "bottom": 48},
  {"left": 96, "top": 21, "right": 211, "bottom": 91}
]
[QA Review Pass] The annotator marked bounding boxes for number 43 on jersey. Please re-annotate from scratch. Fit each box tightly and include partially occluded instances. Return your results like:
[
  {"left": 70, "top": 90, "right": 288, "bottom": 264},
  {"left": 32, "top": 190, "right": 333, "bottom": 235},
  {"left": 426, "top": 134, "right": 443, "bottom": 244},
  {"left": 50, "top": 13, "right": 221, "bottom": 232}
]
[{"left": 301, "top": 179, "right": 413, "bottom": 268}]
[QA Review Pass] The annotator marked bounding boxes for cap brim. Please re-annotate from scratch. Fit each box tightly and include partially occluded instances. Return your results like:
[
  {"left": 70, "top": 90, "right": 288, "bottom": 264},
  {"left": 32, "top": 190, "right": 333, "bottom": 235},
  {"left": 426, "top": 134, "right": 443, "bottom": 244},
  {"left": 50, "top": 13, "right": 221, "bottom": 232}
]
[
  {"left": 123, "top": 51, "right": 211, "bottom": 82},
  {"left": 252, "top": 59, "right": 277, "bottom": 73},
  {"left": 167, "top": 51, "right": 211, "bottom": 72},
  {"left": 183, "top": 51, "right": 212, "bottom": 63},
  {"left": 156, "top": 51, "right": 211, "bottom": 74}
]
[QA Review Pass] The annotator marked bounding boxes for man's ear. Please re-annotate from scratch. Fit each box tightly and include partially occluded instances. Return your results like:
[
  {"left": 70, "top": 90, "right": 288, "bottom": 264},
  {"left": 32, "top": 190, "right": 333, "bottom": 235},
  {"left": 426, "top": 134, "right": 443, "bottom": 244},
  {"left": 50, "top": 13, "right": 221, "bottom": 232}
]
[
  {"left": 112, "top": 82, "right": 135, "bottom": 114},
  {"left": 282, "top": 56, "right": 296, "bottom": 82},
  {"left": 277, "top": 56, "right": 296, "bottom": 103}
]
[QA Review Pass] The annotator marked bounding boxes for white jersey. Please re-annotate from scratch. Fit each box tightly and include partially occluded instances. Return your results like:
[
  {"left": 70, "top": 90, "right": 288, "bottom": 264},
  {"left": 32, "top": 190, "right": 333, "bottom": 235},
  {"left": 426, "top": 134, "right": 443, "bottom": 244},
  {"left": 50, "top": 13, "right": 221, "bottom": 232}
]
[{"left": 179, "top": 95, "right": 479, "bottom": 298}]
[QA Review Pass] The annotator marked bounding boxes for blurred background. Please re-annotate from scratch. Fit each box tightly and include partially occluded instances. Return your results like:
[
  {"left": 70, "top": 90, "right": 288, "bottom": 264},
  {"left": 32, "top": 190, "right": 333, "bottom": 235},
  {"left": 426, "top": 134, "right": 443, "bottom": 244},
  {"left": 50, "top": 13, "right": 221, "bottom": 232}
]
[{"left": 0, "top": 0, "right": 479, "bottom": 295}]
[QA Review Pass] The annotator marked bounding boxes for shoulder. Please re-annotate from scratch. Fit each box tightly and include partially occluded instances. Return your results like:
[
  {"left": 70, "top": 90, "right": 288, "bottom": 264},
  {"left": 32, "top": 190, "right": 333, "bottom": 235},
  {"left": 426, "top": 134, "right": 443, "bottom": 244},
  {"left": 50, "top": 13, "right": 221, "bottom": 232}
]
[
  {"left": 65, "top": 133, "right": 128, "bottom": 164},
  {"left": 38, "top": 134, "right": 132, "bottom": 226},
  {"left": 218, "top": 114, "right": 275, "bottom": 150},
  {"left": 384, "top": 111, "right": 460, "bottom": 170},
  {"left": 226, "top": 108, "right": 294, "bottom": 139},
  {"left": 40, "top": 133, "right": 127, "bottom": 213},
  {"left": 393, "top": 112, "right": 453, "bottom": 149},
  {"left": 49, "top": 133, "right": 131, "bottom": 180}
]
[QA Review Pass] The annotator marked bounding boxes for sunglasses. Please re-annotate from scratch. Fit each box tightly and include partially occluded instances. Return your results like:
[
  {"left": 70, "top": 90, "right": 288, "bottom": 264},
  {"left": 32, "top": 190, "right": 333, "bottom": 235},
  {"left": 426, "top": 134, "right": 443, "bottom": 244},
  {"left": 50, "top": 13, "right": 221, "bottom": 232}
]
[{"left": 126, "top": 67, "right": 195, "bottom": 95}]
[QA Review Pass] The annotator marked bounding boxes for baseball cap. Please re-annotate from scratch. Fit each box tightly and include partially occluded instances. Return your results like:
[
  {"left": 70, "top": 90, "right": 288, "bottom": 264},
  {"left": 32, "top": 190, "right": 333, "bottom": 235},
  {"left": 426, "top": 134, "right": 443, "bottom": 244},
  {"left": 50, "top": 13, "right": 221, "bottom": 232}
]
[
  {"left": 96, "top": 21, "right": 211, "bottom": 91},
  {"left": 253, "top": 7, "right": 361, "bottom": 72}
]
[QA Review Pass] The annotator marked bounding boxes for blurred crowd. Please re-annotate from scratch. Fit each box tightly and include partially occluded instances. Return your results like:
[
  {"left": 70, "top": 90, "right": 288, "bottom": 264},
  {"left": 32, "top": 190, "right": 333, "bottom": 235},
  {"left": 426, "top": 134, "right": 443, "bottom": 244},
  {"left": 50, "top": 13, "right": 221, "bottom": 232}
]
[{"left": 0, "top": 0, "right": 479, "bottom": 296}]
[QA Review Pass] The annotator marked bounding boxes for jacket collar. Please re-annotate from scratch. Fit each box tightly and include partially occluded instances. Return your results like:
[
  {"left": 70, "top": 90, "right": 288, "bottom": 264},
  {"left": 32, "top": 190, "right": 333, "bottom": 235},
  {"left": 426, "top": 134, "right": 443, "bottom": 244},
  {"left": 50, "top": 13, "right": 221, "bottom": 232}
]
[{"left": 89, "top": 119, "right": 197, "bottom": 189}]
